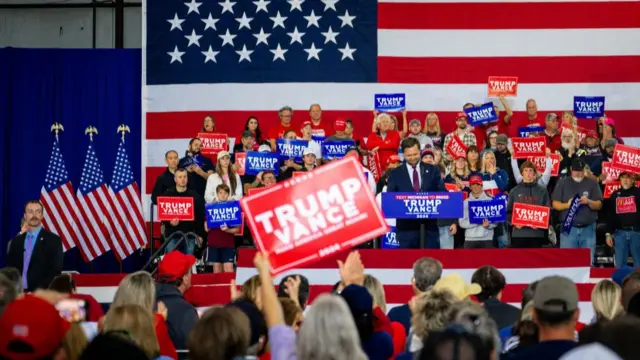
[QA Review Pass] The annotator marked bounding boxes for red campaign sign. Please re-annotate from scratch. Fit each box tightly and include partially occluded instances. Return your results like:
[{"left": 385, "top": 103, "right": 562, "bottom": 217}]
[
  {"left": 198, "top": 133, "right": 228, "bottom": 155},
  {"left": 602, "top": 161, "right": 622, "bottom": 184},
  {"left": 235, "top": 153, "right": 246, "bottom": 176},
  {"left": 156, "top": 196, "right": 195, "bottom": 221},
  {"left": 527, "top": 154, "right": 561, "bottom": 176},
  {"left": 446, "top": 135, "right": 468, "bottom": 159},
  {"left": 616, "top": 196, "right": 637, "bottom": 214},
  {"left": 511, "top": 202, "right": 550, "bottom": 230},
  {"left": 240, "top": 157, "right": 388, "bottom": 275},
  {"left": 292, "top": 171, "right": 306, "bottom": 179},
  {"left": 444, "top": 183, "right": 468, "bottom": 200},
  {"left": 512, "top": 136, "right": 546, "bottom": 159},
  {"left": 366, "top": 151, "right": 382, "bottom": 182},
  {"left": 561, "top": 123, "right": 595, "bottom": 144},
  {"left": 604, "top": 181, "right": 640, "bottom": 199},
  {"left": 487, "top": 76, "right": 518, "bottom": 97},
  {"left": 611, "top": 144, "right": 640, "bottom": 174}
]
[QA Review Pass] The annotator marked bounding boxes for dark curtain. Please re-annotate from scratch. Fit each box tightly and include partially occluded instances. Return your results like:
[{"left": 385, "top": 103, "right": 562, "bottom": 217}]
[{"left": 0, "top": 48, "right": 145, "bottom": 273}]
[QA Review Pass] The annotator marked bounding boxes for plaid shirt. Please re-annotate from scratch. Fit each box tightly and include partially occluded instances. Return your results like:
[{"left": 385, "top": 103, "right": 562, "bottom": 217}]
[{"left": 443, "top": 130, "right": 477, "bottom": 158}]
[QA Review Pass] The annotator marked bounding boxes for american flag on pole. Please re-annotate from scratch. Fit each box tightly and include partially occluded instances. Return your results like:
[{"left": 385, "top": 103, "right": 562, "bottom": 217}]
[
  {"left": 40, "top": 139, "right": 84, "bottom": 252},
  {"left": 108, "top": 142, "right": 148, "bottom": 260},
  {"left": 142, "top": 0, "right": 640, "bottom": 226}
]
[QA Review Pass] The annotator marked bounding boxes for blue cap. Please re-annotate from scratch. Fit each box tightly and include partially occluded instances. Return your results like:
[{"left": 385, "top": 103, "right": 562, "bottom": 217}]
[{"left": 612, "top": 266, "right": 635, "bottom": 287}]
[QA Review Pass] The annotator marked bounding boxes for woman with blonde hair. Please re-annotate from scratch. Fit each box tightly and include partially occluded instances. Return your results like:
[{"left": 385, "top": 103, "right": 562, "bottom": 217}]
[
  {"left": 111, "top": 271, "right": 177, "bottom": 359},
  {"left": 591, "top": 279, "right": 623, "bottom": 322},
  {"left": 422, "top": 113, "right": 446, "bottom": 149},
  {"left": 102, "top": 304, "right": 165, "bottom": 359},
  {"left": 363, "top": 274, "right": 387, "bottom": 313},
  {"left": 444, "top": 157, "right": 471, "bottom": 193},
  {"left": 240, "top": 275, "right": 263, "bottom": 309},
  {"left": 404, "top": 289, "right": 458, "bottom": 356}
]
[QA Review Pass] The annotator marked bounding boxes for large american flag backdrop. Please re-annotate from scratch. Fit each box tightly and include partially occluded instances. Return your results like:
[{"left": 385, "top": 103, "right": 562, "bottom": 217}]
[{"left": 142, "top": 0, "right": 640, "bottom": 229}]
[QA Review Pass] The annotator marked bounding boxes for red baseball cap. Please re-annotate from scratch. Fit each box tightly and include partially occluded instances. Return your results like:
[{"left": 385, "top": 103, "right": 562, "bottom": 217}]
[
  {"left": 0, "top": 295, "right": 70, "bottom": 360},
  {"left": 158, "top": 251, "right": 196, "bottom": 282},
  {"left": 456, "top": 113, "right": 468, "bottom": 120},
  {"left": 469, "top": 174, "right": 483, "bottom": 185},
  {"left": 301, "top": 120, "right": 312, "bottom": 129},
  {"left": 334, "top": 118, "right": 346, "bottom": 131},
  {"left": 387, "top": 155, "right": 401, "bottom": 164}
]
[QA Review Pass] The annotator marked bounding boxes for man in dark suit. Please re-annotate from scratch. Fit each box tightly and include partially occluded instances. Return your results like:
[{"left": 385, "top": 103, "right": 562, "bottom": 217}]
[
  {"left": 386, "top": 137, "right": 444, "bottom": 248},
  {"left": 6, "top": 200, "right": 63, "bottom": 292}
]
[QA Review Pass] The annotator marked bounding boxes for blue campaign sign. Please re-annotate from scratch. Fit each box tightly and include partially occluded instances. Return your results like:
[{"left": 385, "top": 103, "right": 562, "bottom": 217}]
[
  {"left": 381, "top": 192, "right": 464, "bottom": 219},
  {"left": 205, "top": 201, "right": 242, "bottom": 229},
  {"left": 322, "top": 140, "right": 355, "bottom": 160},
  {"left": 381, "top": 227, "right": 399, "bottom": 249},
  {"left": 464, "top": 102, "right": 498, "bottom": 126},
  {"left": 518, "top": 126, "right": 545, "bottom": 138},
  {"left": 276, "top": 139, "right": 308, "bottom": 162},
  {"left": 574, "top": 96, "right": 605, "bottom": 119},
  {"left": 245, "top": 151, "right": 280, "bottom": 175},
  {"left": 375, "top": 93, "right": 406, "bottom": 112},
  {"left": 468, "top": 198, "right": 507, "bottom": 224}
]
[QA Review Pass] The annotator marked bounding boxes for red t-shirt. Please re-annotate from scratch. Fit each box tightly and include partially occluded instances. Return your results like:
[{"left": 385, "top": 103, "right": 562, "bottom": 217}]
[
  {"left": 207, "top": 228, "right": 235, "bottom": 248},
  {"left": 508, "top": 113, "right": 543, "bottom": 138},
  {"left": 367, "top": 130, "right": 401, "bottom": 167},
  {"left": 545, "top": 131, "right": 562, "bottom": 153},
  {"left": 267, "top": 123, "right": 296, "bottom": 140},
  {"left": 154, "top": 313, "right": 178, "bottom": 359},
  {"left": 311, "top": 120, "right": 334, "bottom": 138}
]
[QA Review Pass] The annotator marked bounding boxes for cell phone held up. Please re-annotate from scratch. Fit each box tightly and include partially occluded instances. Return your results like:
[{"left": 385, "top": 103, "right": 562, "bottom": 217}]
[{"left": 55, "top": 299, "right": 87, "bottom": 323}]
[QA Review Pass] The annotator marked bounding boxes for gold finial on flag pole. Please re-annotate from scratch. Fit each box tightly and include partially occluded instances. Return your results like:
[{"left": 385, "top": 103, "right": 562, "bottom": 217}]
[
  {"left": 85, "top": 126, "right": 98, "bottom": 141},
  {"left": 117, "top": 124, "right": 131, "bottom": 143},
  {"left": 50, "top": 123, "right": 64, "bottom": 142}
]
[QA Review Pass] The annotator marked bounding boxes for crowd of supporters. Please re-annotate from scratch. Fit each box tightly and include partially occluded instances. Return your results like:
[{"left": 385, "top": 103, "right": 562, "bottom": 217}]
[
  {"left": 3, "top": 251, "right": 640, "bottom": 359},
  {"left": 150, "top": 100, "right": 640, "bottom": 270}
]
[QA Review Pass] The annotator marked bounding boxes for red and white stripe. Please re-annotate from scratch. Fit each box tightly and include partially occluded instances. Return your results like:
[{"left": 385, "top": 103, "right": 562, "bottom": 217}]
[
  {"left": 142, "top": 0, "right": 640, "bottom": 233},
  {"left": 75, "top": 185, "right": 121, "bottom": 262},
  {"left": 108, "top": 183, "right": 148, "bottom": 260},
  {"left": 40, "top": 182, "right": 82, "bottom": 251}
]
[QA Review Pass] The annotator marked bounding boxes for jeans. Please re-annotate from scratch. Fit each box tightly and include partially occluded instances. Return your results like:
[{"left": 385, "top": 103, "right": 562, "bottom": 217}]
[
  {"left": 560, "top": 223, "right": 596, "bottom": 265},
  {"left": 165, "top": 231, "right": 198, "bottom": 255},
  {"left": 614, "top": 230, "right": 640, "bottom": 267},
  {"left": 439, "top": 226, "right": 454, "bottom": 249},
  {"left": 493, "top": 223, "right": 508, "bottom": 248}
]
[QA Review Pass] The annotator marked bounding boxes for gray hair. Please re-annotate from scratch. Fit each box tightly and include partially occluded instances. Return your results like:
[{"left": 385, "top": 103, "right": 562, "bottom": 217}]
[
  {"left": 279, "top": 106, "right": 294, "bottom": 118},
  {"left": 0, "top": 273, "right": 17, "bottom": 317},
  {"left": 545, "top": 113, "right": 558, "bottom": 122},
  {"left": 112, "top": 271, "right": 156, "bottom": 311},
  {"left": 0, "top": 267, "right": 23, "bottom": 295},
  {"left": 296, "top": 294, "right": 367, "bottom": 360},
  {"left": 375, "top": 113, "right": 391, "bottom": 126},
  {"left": 363, "top": 274, "right": 387, "bottom": 313},
  {"left": 413, "top": 257, "right": 443, "bottom": 292},
  {"left": 446, "top": 300, "right": 501, "bottom": 354}
]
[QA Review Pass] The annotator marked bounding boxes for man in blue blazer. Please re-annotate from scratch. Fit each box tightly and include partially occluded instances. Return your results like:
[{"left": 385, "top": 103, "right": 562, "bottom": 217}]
[{"left": 386, "top": 138, "right": 444, "bottom": 248}]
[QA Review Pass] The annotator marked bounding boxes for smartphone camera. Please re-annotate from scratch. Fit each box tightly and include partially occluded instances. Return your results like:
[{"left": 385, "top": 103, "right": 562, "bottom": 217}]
[{"left": 55, "top": 299, "right": 87, "bottom": 323}]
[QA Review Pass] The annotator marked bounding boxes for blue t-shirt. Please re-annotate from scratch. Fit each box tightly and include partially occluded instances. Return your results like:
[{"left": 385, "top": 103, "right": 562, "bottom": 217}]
[{"left": 503, "top": 340, "right": 576, "bottom": 360}]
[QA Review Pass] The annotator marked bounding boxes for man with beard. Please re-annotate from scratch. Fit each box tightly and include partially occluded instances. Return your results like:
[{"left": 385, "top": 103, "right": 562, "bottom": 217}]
[
  {"left": 442, "top": 113, "right": 477, "bottom": 161},
  {"left": 6, "top": 201, "right": 62, "bottom": 292},
  {"left": 580, "top": 132, "right": 603, "bottom": 168},
  {"left": 557, "top": 128, "right": 583, "bottom": 178},
  {"left": 493, "top": 134, "right": 516, "bottom": 191},
  {"left": 178, "top": 138, "right": 214, "bottom": 198},
  {"left": 606, "top": 172, "right": 640, "bottom": 267},
  {"left": 552, "top": 158, "right": 603, "bottom": 265}
]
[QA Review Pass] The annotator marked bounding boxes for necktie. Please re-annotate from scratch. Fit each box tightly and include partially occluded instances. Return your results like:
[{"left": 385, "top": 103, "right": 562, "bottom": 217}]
[
  {"left": 23, "top": 233, "right": 34, "bottom": 290},
  {"left": 412, "top": 165, "right": 420, "bottom": 192}
]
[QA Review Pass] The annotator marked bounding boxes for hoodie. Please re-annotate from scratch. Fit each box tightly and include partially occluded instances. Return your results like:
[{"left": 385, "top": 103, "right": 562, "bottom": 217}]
[
  {"left": 507, "top": 181, "right": 550, "bottom": 239},
  {"left": 161, "top": 187, "right": 207, "bottom": 240},
  {"left": 459, "top": 191, "right": 498, "bottom": 241},
  {"left": 155, "top": 283, "right": 199, "bottom": 350},
  {"left": 608, "top": 186, "right": 640, "bottom": 231}
]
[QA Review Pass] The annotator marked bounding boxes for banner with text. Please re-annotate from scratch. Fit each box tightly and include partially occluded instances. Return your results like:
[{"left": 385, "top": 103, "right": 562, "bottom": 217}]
[
  {"left": 245, "top": 151, "right": 280, "bottom": 176},
  {"left": 381, "top": 192, "right": 464, "bottom": 219},
  {"left": 205, "top": 201, "right": 243, "bottom": 229},
  {"left": 366, "top": 151, "right": 382, "bottom": 182},
  {"left": 574, "top": 96, "right": 605, "bottom": 119},
  {"left": 511, "top": 202, "right": 550, "bottom": 229},
  {"left": 602, "top": 161, "right": 623, "bottom": 184},
  {"left": 469, "top": 198, "right": 507, "bottom": 224},
  {"left": 616, "top": 196, "right": 637, "bottom": 214},
  {"left": 518, "top": 126, "right": 545, "bottom": 138},
  {"left": 380, "top": 227, "right": 399, "bottom": 249},
  {"left": 198, "top": 133, "right": 228, "bottom": 155},
  {"left": 562, "top": 194, "right": 583, "bottom": 234},
  {"left": 527, "top": 154, "right": 560, "bottom": 176},
  {"left": 276, "top": 139, "right": 309, "bottom": 162},
  {"left": 235, "top": 152, "right": 246, "bottom": 175},
  {"left": 240, "top": 157, "right": 387, "bottom": 275},
  {"left": 446, "top": 135, "right": 468, "bottom": 159},
  {"left": 464, "top": 102, "right": 499, "bottom": 126},
  {"left": 374, "top": 93, "right": 405, "bottom": 112},
  {"left": 512, "top": 136, "right": 546, "bottom": 159},
  {"left": 487, "top": 76, "right": 518, "bottom": 97},
  {"left": 157, "top": 196, "right": 195, "bottom": 221},
  {"left": 611, "top": 144, "right": 640, "bottom": 174},
  {"left": 604, "top": 181, "right": 640, "bottom": 199},
  {"left": 322, "top": 140, "right": 355, "bottom": 160}
]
